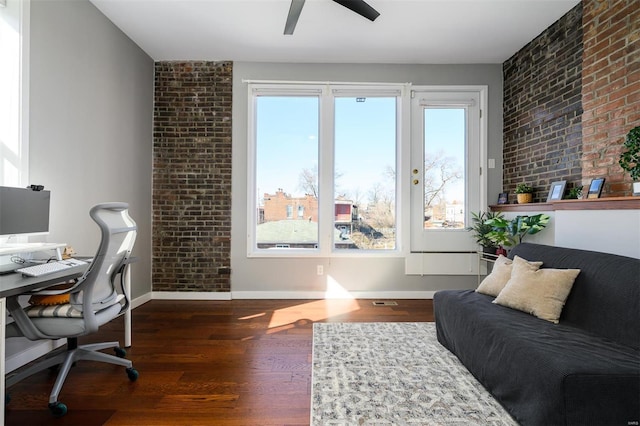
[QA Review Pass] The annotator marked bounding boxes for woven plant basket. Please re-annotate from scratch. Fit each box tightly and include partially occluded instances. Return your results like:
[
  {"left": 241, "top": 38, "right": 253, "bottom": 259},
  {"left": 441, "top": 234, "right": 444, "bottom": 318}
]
[{"left": 517, "top": 193, "right": 533, "bottom": 204}]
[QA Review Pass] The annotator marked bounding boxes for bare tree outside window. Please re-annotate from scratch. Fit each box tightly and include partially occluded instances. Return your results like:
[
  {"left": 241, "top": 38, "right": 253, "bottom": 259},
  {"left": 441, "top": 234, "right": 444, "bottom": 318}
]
[
  {"left": 423, "top": 108, "right": 466, "bottom": 229},
  {"left": 424, "top": 151, "right": 463, "bottom": 211},
  {"left": 298, "top": 166, "right": 318, "bottom": 198}
]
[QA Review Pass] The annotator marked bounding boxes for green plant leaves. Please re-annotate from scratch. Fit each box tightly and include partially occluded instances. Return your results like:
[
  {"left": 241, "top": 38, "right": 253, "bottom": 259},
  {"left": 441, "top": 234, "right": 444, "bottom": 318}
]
[
  {"left": 485, "top": 214, "right": 550, "bottom": 247},
  {"left": 619, "top": 126, "right": 640, "bottom": 181}
]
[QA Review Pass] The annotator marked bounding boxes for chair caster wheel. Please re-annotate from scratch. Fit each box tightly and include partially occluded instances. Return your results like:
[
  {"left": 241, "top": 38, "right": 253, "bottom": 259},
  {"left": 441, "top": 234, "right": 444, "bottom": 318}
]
[
  {"left": 126, "top": 367, "right": 139, "bottom": 382},
  {"left": 115, "top": 347, "right": 127, "bottom": 358},
  {"left": 49, "top": 401, "right": 68, "bottom": 417}
]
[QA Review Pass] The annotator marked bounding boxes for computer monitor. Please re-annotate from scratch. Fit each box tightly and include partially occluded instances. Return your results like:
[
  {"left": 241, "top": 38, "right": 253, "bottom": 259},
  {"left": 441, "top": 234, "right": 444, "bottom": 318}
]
[{"left": 0, "top": 186, "right": 51, "bottom": 238}]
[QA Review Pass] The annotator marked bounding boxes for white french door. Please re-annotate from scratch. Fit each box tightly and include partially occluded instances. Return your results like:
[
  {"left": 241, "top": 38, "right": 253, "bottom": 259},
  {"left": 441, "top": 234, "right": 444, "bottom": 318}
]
[{"left": 409, "top": 88, "right": 485, "bottom": 252}]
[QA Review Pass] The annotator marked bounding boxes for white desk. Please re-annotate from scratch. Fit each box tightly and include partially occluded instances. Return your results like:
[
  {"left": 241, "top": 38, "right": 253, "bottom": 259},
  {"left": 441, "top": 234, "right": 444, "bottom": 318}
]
[
  {"left": 0, "top": 265, "right": 86, "bottom": 425},
  {"left": 0, "top": 261, "right": 133, "bottom": 425}
]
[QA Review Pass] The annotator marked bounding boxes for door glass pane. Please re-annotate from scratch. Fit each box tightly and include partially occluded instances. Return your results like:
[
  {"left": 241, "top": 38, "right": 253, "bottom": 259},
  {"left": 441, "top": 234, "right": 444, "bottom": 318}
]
[
  {"left": 334, "top": 97, "right": 396, "bottom": 250},
  {"left": 423, "top": 108, "right": 466, "bottom": 230},
  {"left": 255, "top": 96, "right": 319, "bottom": 249}
]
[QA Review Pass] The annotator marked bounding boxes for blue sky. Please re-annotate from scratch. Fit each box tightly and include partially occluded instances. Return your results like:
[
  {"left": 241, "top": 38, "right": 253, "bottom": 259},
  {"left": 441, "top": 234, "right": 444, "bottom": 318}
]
[
  {"left": 256, "top": 96, "right": 319, "bottom": 199},
  {"left": 334, "top": 97, "right": 396, "bottom": 201},
  {"left": 256, "top": 96, "right": 465, "bottom": 205},
  {"left": 256, "top": 96, "right": 396, "bottom": 204}
]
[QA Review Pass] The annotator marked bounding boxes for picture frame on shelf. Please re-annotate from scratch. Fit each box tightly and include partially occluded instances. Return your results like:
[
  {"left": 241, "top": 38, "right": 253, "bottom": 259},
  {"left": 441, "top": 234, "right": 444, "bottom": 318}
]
[
  {"left": 587, "top": 177, "right": 605, "bottom": 199},
  {"left": 546, "top": 180, "right": 566, "bottom": 202},
  {"left": 497, "top": 192, "right": 508, "bottom": 204}
]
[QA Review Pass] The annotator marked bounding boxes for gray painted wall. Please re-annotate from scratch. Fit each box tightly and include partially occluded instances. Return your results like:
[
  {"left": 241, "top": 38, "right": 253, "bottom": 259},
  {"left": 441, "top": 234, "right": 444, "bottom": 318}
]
[
  {"left": 28, "top": 0, "right": 153, "bottom": 300},
  {"left": 231, "top": 62, "right": 503, "bottom": 296},
  {"left": 6, "top": 0, "right": 152, "bottom": 370}
]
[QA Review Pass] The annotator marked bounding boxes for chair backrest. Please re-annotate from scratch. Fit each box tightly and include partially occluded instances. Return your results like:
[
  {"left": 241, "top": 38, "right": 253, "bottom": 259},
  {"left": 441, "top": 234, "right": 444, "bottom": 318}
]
[{"left": 70, "top": 203, "right": 137, "bottom": 312}]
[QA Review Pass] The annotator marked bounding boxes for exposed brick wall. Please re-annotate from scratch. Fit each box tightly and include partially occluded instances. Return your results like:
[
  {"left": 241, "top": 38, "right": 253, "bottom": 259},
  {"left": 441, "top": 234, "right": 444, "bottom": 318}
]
[
  {"left": 503, "top": 3, "right": 583, "bottom": 203},
  {"left": 582, "top": 0, "right": 640, "bottom": 196},
  {"left": 153, "top": 61, "right": 232, "bottom": 292}
]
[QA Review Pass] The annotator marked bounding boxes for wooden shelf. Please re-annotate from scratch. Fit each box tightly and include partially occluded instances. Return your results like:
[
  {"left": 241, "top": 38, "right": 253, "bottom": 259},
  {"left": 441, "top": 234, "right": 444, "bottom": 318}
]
[
  {"left": 490, "top": 203, "right": 553, "bottom": 212},
  {"left": 549, "top": 197, "right": 640, "bottom": 210},
  {"left": 490, "top": 196, "right": 640, "bottom": 212}
]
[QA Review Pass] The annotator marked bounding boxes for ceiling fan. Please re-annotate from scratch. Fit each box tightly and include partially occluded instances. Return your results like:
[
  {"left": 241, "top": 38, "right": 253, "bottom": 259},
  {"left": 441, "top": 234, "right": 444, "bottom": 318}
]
[{"left": 284, "top": 0, "right": 380, "bottom": 35}]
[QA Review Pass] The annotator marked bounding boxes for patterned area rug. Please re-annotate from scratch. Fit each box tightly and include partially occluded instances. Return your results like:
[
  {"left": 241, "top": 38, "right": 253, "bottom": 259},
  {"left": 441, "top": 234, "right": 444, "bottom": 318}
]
[{"left": 311, "top": 322, "right": 517, "bottom": 425}]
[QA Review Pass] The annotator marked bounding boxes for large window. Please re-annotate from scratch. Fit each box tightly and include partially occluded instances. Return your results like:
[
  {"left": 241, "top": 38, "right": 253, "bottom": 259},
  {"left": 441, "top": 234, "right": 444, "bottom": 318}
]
[
  {"left": 0, "top": 0, "right": 29, "bottom": 188},
  {"left": 248, "top": 84, "right": 486, "bottom": 256},
  {"left": 248, "top": 84, "right": 401, "bottom": 255},
  {"left": 334, "top": 96, "right": 397, "bottom": 250},
  {"left": 253, "top": 94, "right": 320, "bottom": 251}
]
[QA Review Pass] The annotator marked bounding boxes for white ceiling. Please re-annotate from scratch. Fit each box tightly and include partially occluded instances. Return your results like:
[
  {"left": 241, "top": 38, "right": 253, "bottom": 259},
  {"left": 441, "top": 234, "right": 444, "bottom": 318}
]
[{"left": 89, "top": 0, "right": 580, "bottom": 64}]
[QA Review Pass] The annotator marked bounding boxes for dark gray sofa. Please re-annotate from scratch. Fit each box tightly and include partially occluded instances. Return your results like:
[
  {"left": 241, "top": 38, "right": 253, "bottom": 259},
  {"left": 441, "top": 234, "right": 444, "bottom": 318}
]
[{"left": 434, "top": 243, "right": 640, "bottom": 426}]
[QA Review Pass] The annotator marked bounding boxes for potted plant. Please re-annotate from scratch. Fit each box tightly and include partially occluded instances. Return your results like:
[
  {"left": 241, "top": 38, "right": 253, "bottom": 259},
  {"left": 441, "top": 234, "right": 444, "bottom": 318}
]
[
  {"left": 467, "top": 211, "right": 503, "bottom": 257},
  {"left": 486, "top": 214, "right": 550, "bottom": 251},
  {"left": 514, "top": 183, "right": 534, "bottom": 204},
  {"left": 565, "top": 186, "right": 583, "bottom": 199},
  {"left": 619, "top": 126, "right": 640, "bottom": 196}
]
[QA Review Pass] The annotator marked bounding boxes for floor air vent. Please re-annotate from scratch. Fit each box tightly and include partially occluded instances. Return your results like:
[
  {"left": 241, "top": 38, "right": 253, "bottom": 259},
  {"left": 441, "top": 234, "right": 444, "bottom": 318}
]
[{"left": 372, "top": 301, "right": 398, "bottom": 306}]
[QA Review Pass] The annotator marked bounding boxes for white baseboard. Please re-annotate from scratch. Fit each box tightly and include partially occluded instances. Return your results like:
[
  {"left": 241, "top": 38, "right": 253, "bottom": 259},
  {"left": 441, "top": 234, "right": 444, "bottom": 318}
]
[
  {"left": 231, "top": 291, "right": 435, "bottom": 300},
  {"left": 131, "top": 292, "right": 152, "bottom": 308},
  {"left": 151, "top": 291, "right": 232, "bottom": 301},
  {"left": 148, "top": 290, "right": 435, "bottom": 300}
]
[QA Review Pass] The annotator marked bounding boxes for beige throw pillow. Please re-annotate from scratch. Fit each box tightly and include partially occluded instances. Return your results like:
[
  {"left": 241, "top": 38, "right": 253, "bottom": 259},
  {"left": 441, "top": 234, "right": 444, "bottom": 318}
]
[
  {"left": 493, "top": 258, "right": 580, "bottom": 323},
  {"left": 476, "top": 255, "right": 543, "bottom": 297}
]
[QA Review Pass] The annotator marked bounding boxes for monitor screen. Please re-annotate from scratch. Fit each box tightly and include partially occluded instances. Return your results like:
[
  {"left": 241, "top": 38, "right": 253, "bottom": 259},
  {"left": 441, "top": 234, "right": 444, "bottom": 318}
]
[{"left": 0, "top": 186, "right": 51, "bottom": 237}]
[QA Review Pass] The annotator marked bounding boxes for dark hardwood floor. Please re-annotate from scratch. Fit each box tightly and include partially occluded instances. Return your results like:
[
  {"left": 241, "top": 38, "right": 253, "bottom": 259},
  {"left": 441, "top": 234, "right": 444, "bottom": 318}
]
[{"left": 5, "top": 299, "right": 434, "bottom": 425}]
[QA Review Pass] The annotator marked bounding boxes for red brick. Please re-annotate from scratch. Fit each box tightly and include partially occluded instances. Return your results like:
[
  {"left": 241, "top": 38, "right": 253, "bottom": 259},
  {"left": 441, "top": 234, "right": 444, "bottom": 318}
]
[
  {"left": 609, "top": 80, "right": 640, "bottom": 101},
  {"left": 627, "top": 90, "right": 640, "bottom": 104}
]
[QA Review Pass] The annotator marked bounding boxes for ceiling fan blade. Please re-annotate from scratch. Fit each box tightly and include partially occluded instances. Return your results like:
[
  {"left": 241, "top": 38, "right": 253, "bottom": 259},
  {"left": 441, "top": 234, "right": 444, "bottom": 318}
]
[
  {"left": 284, "top": 0, "right": 306, "bottom": 35},
  {"left": 332, "top": 0, "right": 380, "bottom": 21}
]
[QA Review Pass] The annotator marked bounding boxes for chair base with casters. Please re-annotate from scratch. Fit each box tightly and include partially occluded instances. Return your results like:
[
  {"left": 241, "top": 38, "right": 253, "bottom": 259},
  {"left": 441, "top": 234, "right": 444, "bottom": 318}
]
[
  {"left": 4, "top": 203, "right": 140, "bottom": 417},
  {"left": 5, "top": 336, "right": 138, "bottom": 417}
]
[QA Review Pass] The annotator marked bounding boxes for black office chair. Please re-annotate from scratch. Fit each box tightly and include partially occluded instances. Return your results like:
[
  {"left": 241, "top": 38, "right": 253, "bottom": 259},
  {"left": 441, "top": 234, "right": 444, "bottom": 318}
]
[{"left": 5, "top": 202, "right": 139, "bottom": 417}]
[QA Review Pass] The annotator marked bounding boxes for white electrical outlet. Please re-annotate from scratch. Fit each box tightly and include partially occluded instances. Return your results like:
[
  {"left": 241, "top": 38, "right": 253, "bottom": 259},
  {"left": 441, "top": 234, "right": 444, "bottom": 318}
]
[
  {"left": 317, "top": 265, "right": 323, "bottom": 275},
  {"left": 488, "top": 158, "right": 496, "bottom": 168}
]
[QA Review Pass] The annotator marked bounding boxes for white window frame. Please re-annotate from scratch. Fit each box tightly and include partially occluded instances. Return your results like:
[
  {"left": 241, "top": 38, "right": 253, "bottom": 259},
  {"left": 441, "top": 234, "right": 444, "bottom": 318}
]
[
  {"left": 409, "top": 86, "right": 488, "bottom": 253},
  {"left": 246, "top": 82, "right": 408, "bottom": 258},
  {"left": 0, "top": 0, "right": 29, "bottom": 188}
]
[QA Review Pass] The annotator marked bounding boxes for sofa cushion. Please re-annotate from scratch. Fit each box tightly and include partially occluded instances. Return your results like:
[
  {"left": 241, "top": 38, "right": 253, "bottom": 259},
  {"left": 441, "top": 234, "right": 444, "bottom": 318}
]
[
  {"left": 25, "top": 303, "right": 82, "bottom": 318},
  {"left": 493, "top": 256, "right": 580, "bottom": 323},
  {"left": 435, "top": 289, "right": 640, "bottom": 426},
  {"left": 28, "top": 282, "right": 74, "bottom": 306},
  {"left": 509, "top": 243, "right": 640, "bottom": 350},
  {"left": 476, "top": 255, "right": 542, "bottom": 297}
]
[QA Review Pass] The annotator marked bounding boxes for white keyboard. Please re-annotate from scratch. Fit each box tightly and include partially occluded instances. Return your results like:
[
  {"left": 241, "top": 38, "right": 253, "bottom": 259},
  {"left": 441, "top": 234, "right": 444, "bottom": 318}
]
[{"left": 17, "top": 259, "right": 87, "bottom": 277}]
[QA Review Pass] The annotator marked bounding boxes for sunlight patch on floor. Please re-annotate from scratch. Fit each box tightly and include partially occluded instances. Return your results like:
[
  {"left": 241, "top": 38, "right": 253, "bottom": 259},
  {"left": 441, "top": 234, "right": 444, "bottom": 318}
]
[
  {"left": 238, "top": 312, "right": 266, "bottom": 320},
  {"left": 268, "top": 299, "right": 361, "bottom": 329},
  {"left": 266, "top": 277, "right": 361, "bottom": 329}
]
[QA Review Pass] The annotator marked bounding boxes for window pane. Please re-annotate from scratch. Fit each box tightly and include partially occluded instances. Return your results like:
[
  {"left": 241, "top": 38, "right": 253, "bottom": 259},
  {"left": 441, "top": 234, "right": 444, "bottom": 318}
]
[
  {"left": 423, "top": 108, "right": 466, "bottom": 230},
  {"left": 334, "top": 97, "right": 397, "bottom": 250},
  {"left": 255, "top": 96, "right": 319, "bottom": 249}
]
